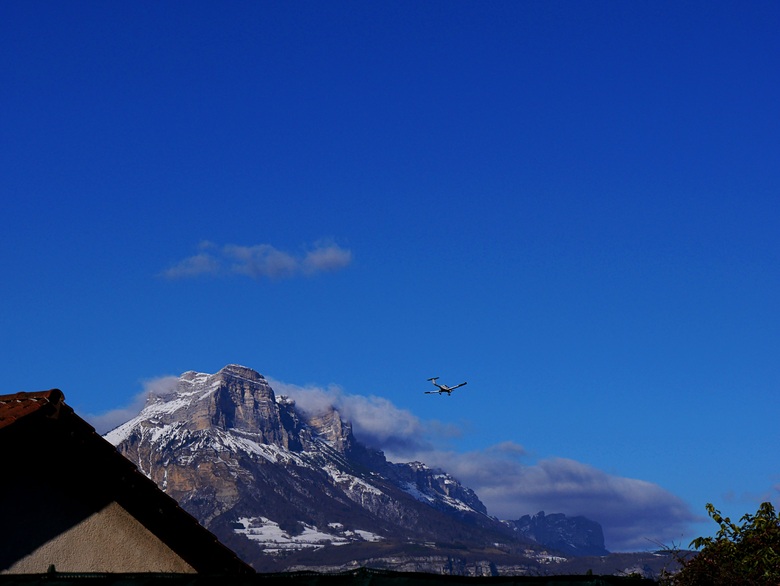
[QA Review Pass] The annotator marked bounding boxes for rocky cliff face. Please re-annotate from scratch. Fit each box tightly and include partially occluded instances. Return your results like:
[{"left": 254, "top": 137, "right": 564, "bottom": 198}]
[
  {"left": 505, "top": 511, "right": 608, "bottom": 557},
  {"left": 105, "top": 365, "right": 605, "bottom": 574}
]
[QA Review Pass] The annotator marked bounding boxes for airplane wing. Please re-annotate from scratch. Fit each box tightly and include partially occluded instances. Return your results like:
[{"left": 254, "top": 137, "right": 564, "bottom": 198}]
[
  {"left": 424, "top": 390, "right": 441, "bottom": 394},
  {"left": 449, "top": 382, "right": 467, "bottom": 390}
]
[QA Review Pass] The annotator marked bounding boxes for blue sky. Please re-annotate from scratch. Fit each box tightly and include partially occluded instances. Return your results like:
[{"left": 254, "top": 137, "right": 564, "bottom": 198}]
[{"left": 2, "top": 1, "right": 778, "bottom": 551}]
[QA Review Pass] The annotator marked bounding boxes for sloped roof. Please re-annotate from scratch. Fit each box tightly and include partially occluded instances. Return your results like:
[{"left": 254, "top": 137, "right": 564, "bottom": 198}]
[
  {"left": 0, "top": 389, "right": 64, "bottom": 429},
  {"left": 0, "top": 390, "right": 253, "bottom": 575}
]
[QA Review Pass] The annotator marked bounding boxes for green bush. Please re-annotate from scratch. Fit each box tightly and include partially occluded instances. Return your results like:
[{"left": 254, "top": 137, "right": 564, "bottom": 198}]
[{"left": 663, "top": 501, "right": 780, "bottom": 586}]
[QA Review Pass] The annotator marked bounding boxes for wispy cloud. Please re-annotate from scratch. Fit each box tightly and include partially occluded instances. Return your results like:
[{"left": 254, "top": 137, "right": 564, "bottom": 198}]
[{"left": 161, "top": 240, "right": 352, "bottom": 280}]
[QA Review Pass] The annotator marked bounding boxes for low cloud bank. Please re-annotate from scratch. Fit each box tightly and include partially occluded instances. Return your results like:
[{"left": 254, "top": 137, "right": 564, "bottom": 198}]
[
  {"left": 161, "top": 240, "right": 352, "bottom": 280},
  {"left": 274, "top": 380, "right": 698, "bottom": 551},
  {"left": 426, "top": 449, "right": 697, "bottom": 551}
]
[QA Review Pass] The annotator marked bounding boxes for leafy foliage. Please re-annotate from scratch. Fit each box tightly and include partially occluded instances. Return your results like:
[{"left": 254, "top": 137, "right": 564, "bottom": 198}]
[{"left": 663, "top": 501, "right": 780, "bottom": 586}]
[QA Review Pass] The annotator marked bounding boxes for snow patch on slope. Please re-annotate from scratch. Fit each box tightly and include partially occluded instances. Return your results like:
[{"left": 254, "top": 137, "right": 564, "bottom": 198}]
[{"left": 234, "top": 516, "right": 383, "bottom": 554}]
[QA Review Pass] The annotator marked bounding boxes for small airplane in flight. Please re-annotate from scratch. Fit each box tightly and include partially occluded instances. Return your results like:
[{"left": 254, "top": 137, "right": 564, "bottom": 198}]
[{"left": 425, "top": 377, "right": 468, "bottom": 396}]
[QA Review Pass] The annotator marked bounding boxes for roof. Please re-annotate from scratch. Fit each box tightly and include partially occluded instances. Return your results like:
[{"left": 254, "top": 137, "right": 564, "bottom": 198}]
[
  {"left": 0, "top": 390, "right": 254, "bottom": 575},
  {"left": 0, "top": 389, "right": 65, "bottom": 430}
]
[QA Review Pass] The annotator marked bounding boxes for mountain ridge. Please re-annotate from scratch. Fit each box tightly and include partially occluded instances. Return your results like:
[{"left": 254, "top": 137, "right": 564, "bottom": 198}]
[{"left": 106, "top": 364, "right": 613, "bottom": 574}]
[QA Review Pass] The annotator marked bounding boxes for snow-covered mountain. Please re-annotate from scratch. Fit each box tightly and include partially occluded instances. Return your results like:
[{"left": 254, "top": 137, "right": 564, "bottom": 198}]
[{"left": 105, "top": 364, "right": 605, "bottom": 574}]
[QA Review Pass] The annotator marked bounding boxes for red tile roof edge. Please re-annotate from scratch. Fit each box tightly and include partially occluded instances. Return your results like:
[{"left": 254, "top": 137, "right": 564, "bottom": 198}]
[{"left": 0, "top": 389, "right": 65, "bottom": 430}]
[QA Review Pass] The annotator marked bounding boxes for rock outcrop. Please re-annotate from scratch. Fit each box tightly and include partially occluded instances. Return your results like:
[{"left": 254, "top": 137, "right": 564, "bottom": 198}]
[{"left": 505, "top": 511, "right": 609, "bottom": 556}]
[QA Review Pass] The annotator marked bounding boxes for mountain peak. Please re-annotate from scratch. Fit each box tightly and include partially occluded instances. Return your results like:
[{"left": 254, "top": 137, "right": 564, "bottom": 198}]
[
  {"left": 217, "top": 364, "right": 266, "bottom": 380},
  {"left": 106, "top": 365, "right": 519, "bottom": 571},
  {"left": 106, "top": 365, "right": 278, "bottom": 444}
]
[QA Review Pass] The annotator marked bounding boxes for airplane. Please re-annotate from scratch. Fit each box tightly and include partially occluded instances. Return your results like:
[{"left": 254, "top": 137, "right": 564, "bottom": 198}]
[{"left": 425, "top": 377, "right": 467, "bottom": 396}]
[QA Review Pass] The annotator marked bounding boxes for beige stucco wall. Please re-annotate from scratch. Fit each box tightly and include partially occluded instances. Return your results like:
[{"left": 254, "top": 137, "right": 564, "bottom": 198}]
[{"left": 3, "top": 501, "right": 196, "bottom": 574}]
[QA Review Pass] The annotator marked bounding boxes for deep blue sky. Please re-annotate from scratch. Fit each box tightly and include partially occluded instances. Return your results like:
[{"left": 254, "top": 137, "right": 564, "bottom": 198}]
[{"left": 3, "top": 1, "right": 779, "bottom": 551}]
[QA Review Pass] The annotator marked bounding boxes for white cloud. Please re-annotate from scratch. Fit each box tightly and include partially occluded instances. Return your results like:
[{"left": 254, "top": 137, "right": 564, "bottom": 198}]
[
  {"left": 161, "top": 240, "right": 352, "bottom": 280},
  {"left": 224, "top": 243, "right": 299, "bottom": 279},
  {"left": 160, "top": 252, "right": 220, "bottom": 279},
  {"left": 302, "top": 242, "right": 353, "bottom": 274}
]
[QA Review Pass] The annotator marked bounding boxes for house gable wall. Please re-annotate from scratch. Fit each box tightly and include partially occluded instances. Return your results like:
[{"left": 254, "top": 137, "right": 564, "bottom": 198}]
[{"left": 4, "top": 501, "right": 195, "bottom": 574}]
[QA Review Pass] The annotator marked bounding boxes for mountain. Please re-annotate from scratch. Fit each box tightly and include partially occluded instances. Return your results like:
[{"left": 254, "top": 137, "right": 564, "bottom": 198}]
[
  {"left": 105, "top": 365, "right": 610, "bottom": 574},
  {"left": 505, "top": 511, "right": 609, "bottom": 557}
]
